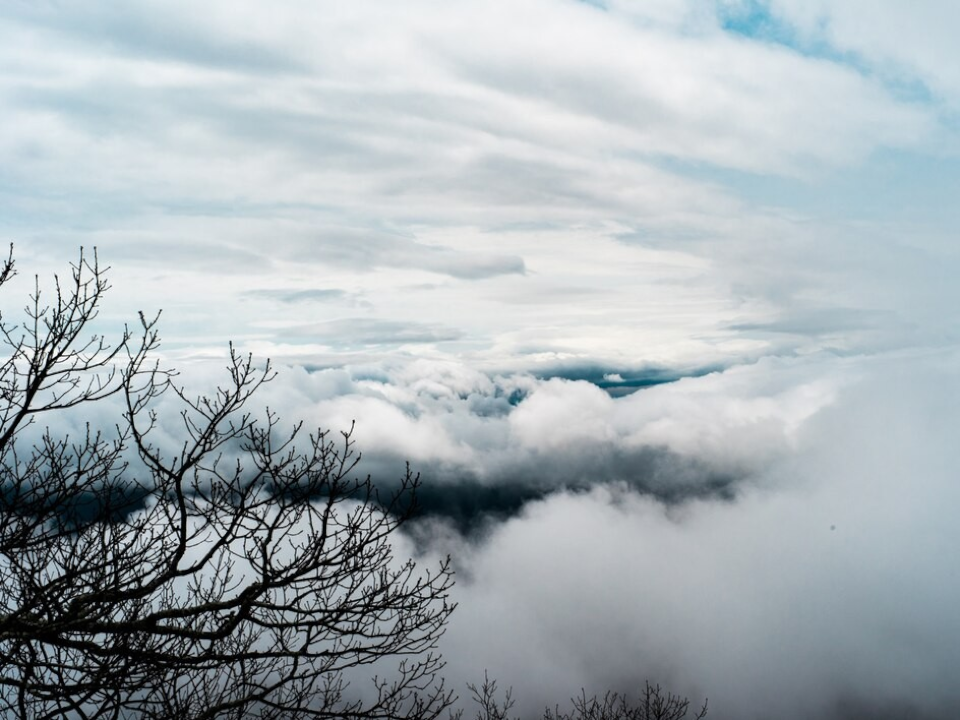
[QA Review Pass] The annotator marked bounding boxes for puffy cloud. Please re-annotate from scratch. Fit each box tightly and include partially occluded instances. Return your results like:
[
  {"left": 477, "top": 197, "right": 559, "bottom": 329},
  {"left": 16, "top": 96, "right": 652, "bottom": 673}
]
[
  {"left": 220, "top": 351, "right": 848, "bottom": 518},
  {"left": 425, "top": 349, "right": 960, "bottom": 720},
  {"left": 4, "top": 264, "right": 957, "bottom": 719},
  {"left": 154, "top": 346, "right": 948, "bottom": 719}
]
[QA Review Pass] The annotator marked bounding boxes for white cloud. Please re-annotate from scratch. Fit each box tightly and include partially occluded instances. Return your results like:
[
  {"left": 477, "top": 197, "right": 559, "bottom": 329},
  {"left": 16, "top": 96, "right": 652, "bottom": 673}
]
[
  {"left": 2, "top": 4, "right": 959, "bottom": 717},
  {"left": 430, "top": 349, "right": 960, "bottom": 720},
  {"left": 2, "top": 0, "right": 953, "bottom": 373},
  {"left": 762, "top": 0, "right": 960, "bottom": 109},
  {"left": 198, "top": 348, "right": 846, "bottom": 502}
]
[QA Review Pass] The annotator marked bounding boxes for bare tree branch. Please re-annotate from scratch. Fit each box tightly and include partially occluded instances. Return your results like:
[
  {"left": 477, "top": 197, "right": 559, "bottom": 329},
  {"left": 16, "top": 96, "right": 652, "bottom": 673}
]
[{"left": 0, "top": 248, "right": 457, "bottom": 720}]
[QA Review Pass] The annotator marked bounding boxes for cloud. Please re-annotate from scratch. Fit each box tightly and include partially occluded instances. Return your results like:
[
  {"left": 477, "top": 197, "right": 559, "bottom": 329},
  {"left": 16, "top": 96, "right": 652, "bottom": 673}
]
[
  {"left": 288, "top": 229, "right": 527, "bottom": 280},
  {"left": 243, "top": 288, "right": 358, "bottom": 304},
  {"left": 105, "top": 239, "right": 271, "bottom": 275},
  {"left": 2, "top": 5, "right": 958, "bottom": 717},
  {"left": 4, "top": 2, "right": 303, "bottom": 74},
  {"left": 419, "top": 349, "right": 960, "bottom": 720},
  {"left": 755, "top": 0, "right": 960, "bottom": 109},
  {"left": 2, "top": 0, "right": 954, "bottom": 375},
  {"left": 156, "top": 346, "right": 950, "bottom": 719},
  {"left": 5, "top": 275, "right": 958, "bottom": 719},
  {"left": 286, "top": 318, "right": 464, "bottom": 347},
  {"left": 211, "top": 353, "right": 843, "bottom": 524}
]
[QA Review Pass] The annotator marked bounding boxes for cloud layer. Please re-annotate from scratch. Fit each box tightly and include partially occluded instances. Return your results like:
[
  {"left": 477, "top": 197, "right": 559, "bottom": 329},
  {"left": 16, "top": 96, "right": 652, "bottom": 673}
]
[
  {"left": 411, "top": 350, "right": 960, "bottom": 720},
  {"left": 220, "top": 345, "right": 956, "bottom": 720},
  {"left": 3, "top": 0, "right": 958, "bottom": 371},
  {"left": 3, "top": 3, "right": 960, "bottom": 718}
]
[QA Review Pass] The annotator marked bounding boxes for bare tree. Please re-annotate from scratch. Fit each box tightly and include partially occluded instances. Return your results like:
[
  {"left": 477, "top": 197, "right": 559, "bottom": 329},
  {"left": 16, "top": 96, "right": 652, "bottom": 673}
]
[
  {"left": 0, "top": 247, "right": 457, "bottom": 719},
  {"left": 464, "top": 672, "right": 515, "bottom": 720},
  {"left": 542, "top": 684, "right": 707, "bottom": 720},
  {"left": 464, "top": 675, "right": 706, "bottom": 720}
]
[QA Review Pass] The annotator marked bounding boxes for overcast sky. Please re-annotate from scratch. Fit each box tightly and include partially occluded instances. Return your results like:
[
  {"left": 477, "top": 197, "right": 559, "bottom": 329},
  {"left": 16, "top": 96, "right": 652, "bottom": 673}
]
[{"left": 3, "top": 2, "right": 960, "bottom": 719}]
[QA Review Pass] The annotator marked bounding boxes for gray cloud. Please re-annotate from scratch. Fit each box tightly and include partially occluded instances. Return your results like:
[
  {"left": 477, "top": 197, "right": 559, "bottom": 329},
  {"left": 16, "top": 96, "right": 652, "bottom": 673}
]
[
  {"left": 4, "top": 3, "right": 302, "bottom": 74},
  {"left": 103, "top": 240, "right": 270, "bottom": 274},
  {"left": 728, "top": 307, "right": 893, "bottom": 336},
  {"left": 242, "top": 288, "right": 369, "bottom": 307},
  {"left": 286, "top": 318, "right": 463, "bottom": 346},
  {"left": 244, "top": 288, "right": 347, "bottom": 303},
  {"left": 296, "top": 230, "right": 527, "bottom": 280},
  {"left": 414, "top": 351, "right": 960, "bottom": 720}
]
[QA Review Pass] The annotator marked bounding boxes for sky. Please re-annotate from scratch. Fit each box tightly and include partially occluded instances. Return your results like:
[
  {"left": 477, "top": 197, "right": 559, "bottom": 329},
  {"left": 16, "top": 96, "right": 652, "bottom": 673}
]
[{"left": 2, "top": 2, "right": 960, "bottom": 718}]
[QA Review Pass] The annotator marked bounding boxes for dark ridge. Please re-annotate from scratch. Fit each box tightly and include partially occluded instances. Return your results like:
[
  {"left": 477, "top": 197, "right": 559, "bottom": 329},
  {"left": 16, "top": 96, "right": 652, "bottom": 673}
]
[
  {"left": 7, "top": 442, "right": 740, "bottom": 537},
  {"left": 406, "top": 470, "right": 739, "bottom": 537},
  {"left": 409, "top": 481, "right": 547, "bottom": 533},
  {"left": 531, "top": 363, "right": 725, "bottom": 396},
  {"left": 0, "top": 481, "right": 150, "bottom": 531}
]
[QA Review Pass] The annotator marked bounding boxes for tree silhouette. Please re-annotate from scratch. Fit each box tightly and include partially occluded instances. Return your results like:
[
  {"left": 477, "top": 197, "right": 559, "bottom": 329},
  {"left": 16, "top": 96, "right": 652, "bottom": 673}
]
[
  {"left": 464, "top": 673, "right": 707, "bottom": 720},
  {"left": 0, "top": 247, "right": 456, "bottom": 719}
]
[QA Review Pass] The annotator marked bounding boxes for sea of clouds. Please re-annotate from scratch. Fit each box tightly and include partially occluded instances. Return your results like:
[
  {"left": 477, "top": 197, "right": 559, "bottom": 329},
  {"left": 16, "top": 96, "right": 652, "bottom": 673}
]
[
  {"left": 5, "top": 1, "right": 960, "bottom": 716},
  {"left": 202, "top": 345, "right": 959, "bottom": 720}
]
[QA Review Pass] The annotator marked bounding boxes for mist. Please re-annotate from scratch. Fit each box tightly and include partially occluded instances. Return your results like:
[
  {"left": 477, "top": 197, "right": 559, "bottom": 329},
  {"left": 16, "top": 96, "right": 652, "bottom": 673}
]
[
  {"left": 408, "top": 350, "right": 960, "bottom": 720},
  {"left": 4, "top": 1, "right": 959, "bottom": 717}
]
